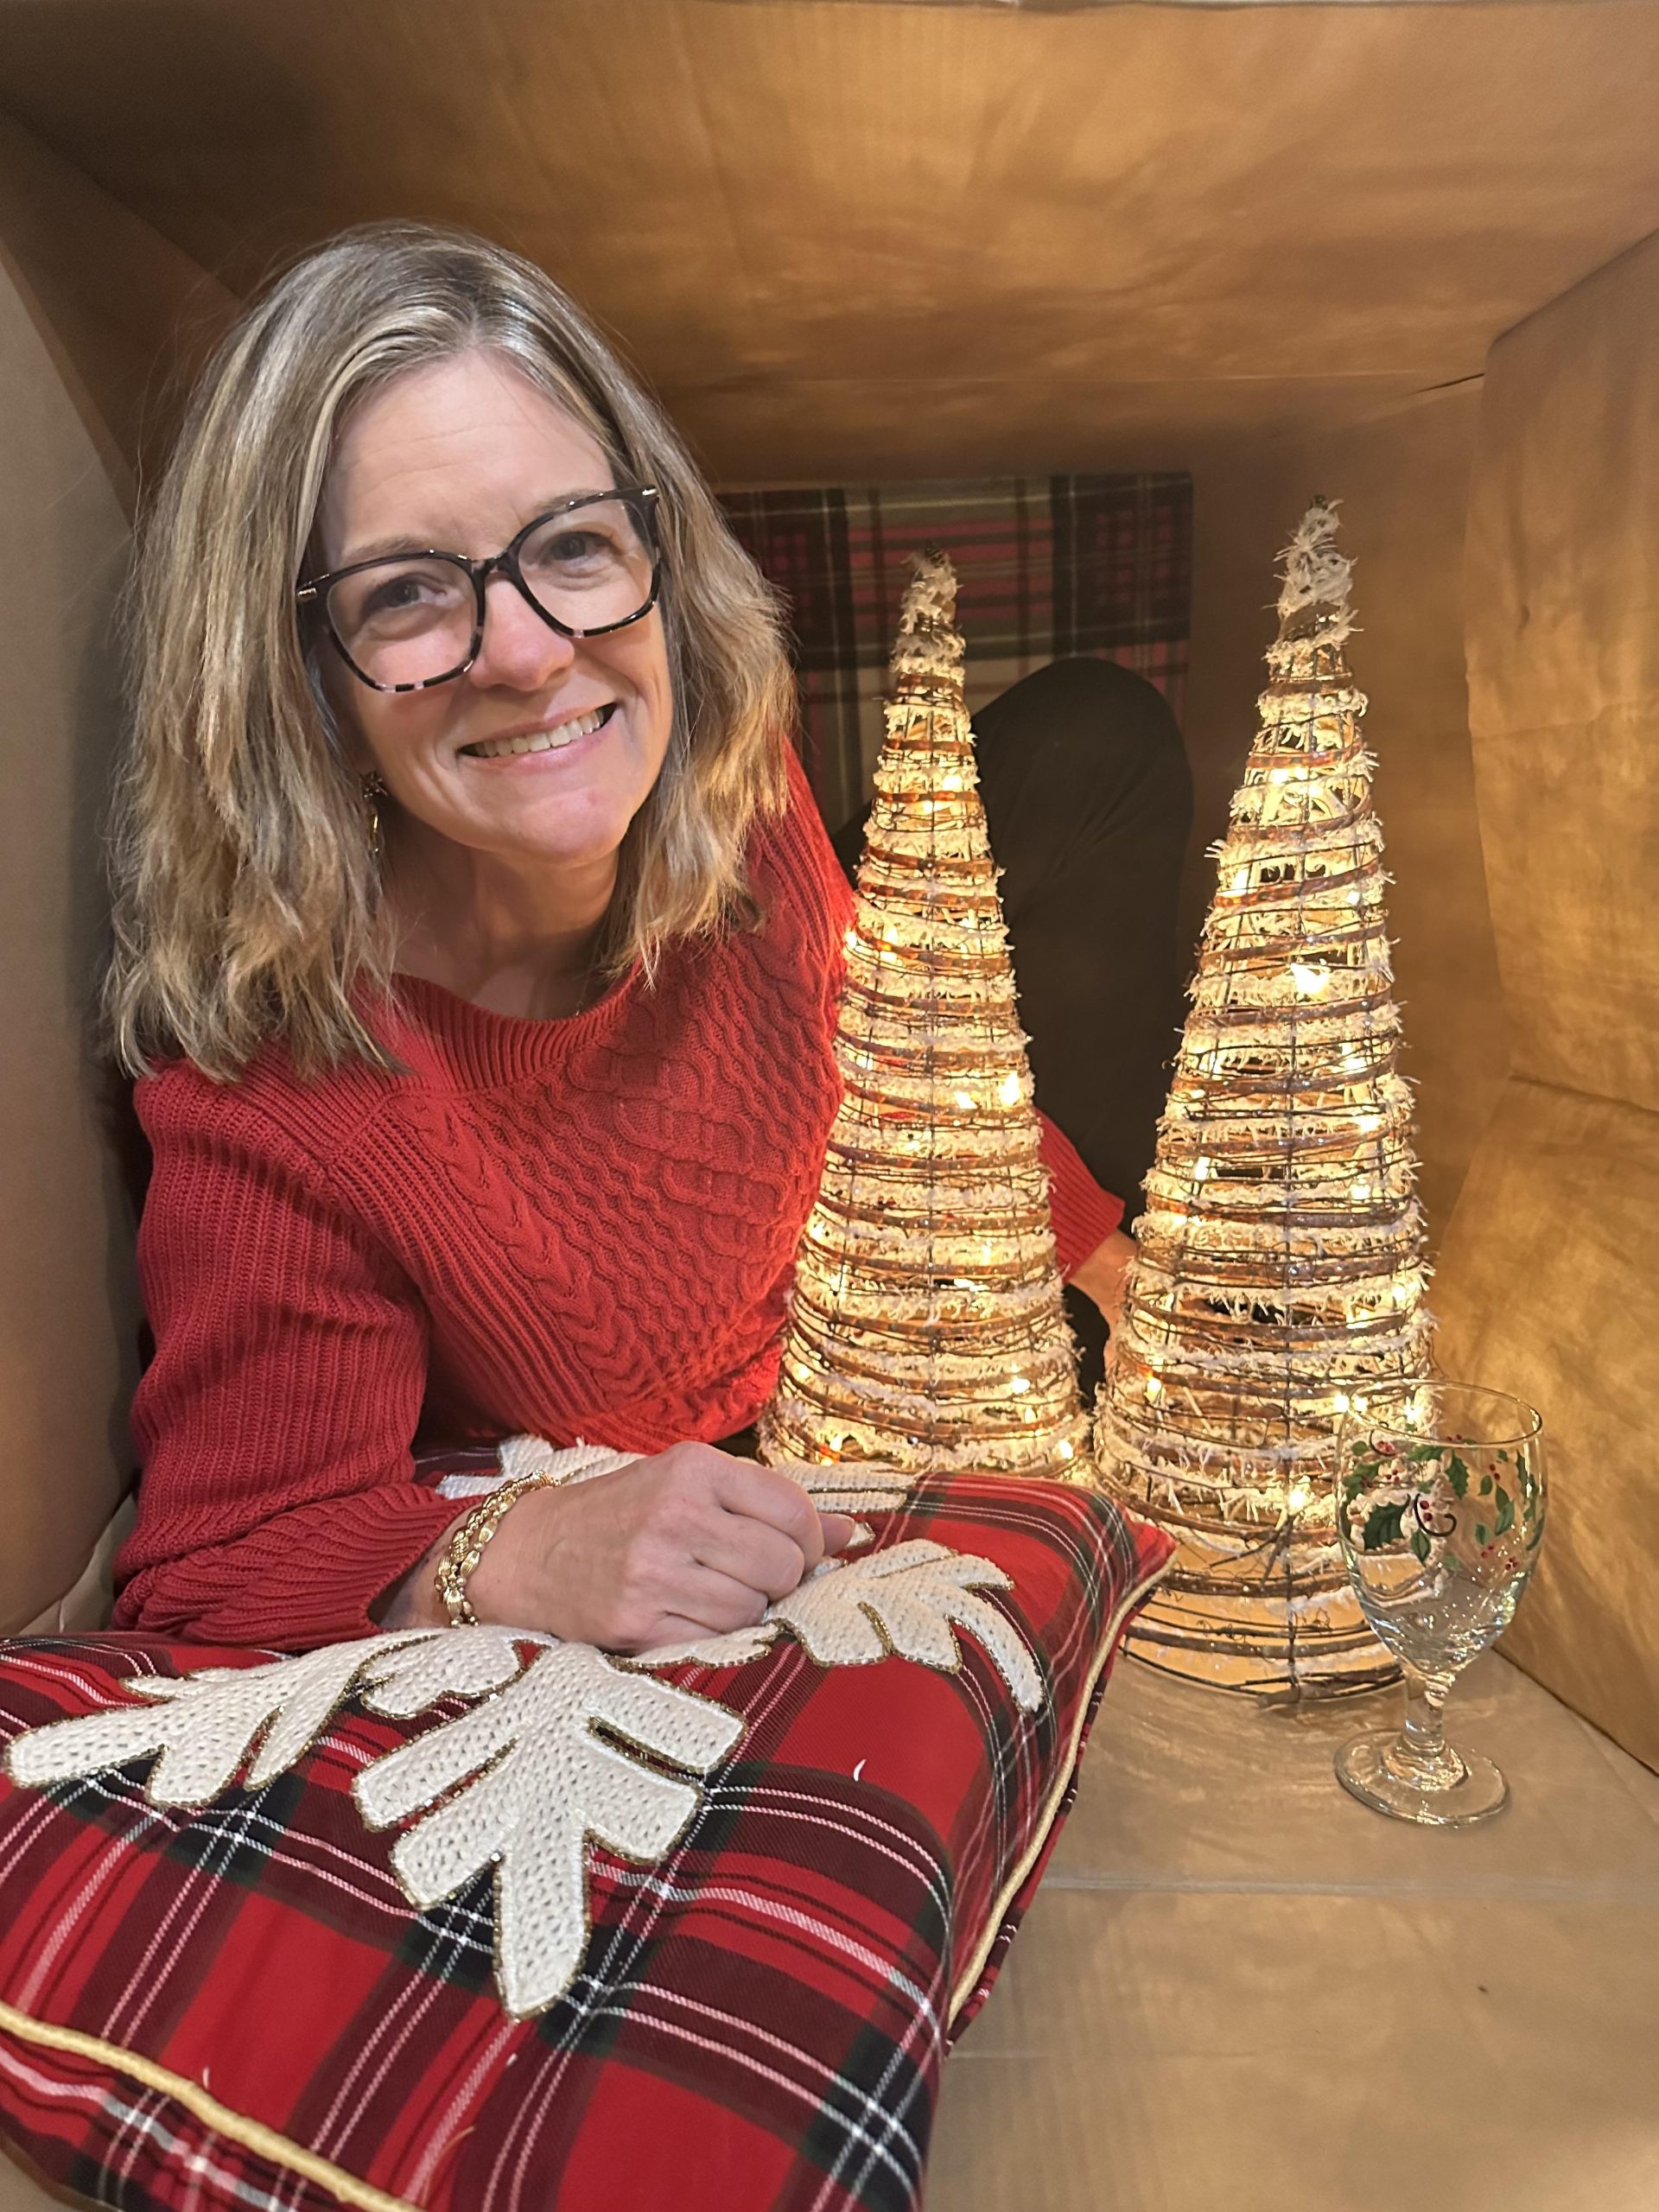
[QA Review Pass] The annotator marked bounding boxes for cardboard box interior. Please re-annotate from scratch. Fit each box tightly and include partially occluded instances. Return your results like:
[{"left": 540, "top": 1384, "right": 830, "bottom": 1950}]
[{"left": 0, "top": 0, "right": 1654, "bottom": 1771}]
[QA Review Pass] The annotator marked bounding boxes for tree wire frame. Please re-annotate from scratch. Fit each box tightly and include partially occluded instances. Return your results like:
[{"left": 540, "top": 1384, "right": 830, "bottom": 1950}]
[
  {"left": 761, "top": 558, "right": 1089, "bottom": 1482},
  {"left": 1096, "top": 524, "right": 1429, "bottom": 1699}
]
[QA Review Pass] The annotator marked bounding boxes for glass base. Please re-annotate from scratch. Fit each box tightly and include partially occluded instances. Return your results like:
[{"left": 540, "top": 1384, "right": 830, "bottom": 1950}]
[{"left": 1335, "top": 1731, "right": 1510, "bottom": 1827}]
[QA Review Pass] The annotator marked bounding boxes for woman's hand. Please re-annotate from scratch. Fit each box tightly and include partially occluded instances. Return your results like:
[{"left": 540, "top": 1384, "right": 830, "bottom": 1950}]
[
  {"left": 1070, "top": 1225, "right": 1137, "bottom": 1333},
  {"left": 385, "top": 1445, "right": 855, "bottom": 1649}
]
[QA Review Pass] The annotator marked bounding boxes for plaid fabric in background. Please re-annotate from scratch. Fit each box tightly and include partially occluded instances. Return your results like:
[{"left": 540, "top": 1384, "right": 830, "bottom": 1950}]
[
  {"left": 0, "top": 1472, "right": 1170, "bottom": 2212},
  {"left": 721, "top": 474, "right": 1192, "bottom": 830}
]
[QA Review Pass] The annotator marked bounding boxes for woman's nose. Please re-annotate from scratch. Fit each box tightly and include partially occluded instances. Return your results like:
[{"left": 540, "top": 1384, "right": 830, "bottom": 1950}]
[{"left": 466, "top": 574, "right": 578, "bottom": 690}]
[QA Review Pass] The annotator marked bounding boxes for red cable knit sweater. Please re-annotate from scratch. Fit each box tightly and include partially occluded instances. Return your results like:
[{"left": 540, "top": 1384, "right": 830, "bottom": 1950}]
[{"left": 115, "top": 751, "right": 1122, "bottom": 1649}]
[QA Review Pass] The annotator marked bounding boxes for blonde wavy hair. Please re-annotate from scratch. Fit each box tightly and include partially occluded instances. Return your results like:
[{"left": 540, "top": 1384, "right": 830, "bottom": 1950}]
[{"left": 106, "top": 222, "right": 795, "bottom": 1080}]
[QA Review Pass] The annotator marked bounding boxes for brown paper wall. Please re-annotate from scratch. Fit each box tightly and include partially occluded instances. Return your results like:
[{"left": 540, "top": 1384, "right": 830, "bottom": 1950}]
[
  {"left": 5, "top": 2, "right": 1658, "bottom": 485},
  {"left": 0, "top": 112, "right": 236, "bottom": 512},
  {"left": 0, "top": 249, "right": 138, "bottom": 1631},
  {"left": 0, "top": 120, "right": 232, "bottom": 1627},
  {"left": 1184, "top": 387, "right": 1509, "bottom": 1245},
  {"left": 1433, "top": 232, "right": 1659, "bottom": 1771}
]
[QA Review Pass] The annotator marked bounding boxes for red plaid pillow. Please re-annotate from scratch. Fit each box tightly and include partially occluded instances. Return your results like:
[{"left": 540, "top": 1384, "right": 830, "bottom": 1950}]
[{"left": 0, "top": 1474, "right": 1168, "bottom": 2212}]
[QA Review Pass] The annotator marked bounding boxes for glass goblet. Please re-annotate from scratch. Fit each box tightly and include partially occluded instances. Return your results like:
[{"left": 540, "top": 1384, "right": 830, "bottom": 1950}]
[{"left": 1333, "top": 1381, "right": 1546, "bottom": 1827}]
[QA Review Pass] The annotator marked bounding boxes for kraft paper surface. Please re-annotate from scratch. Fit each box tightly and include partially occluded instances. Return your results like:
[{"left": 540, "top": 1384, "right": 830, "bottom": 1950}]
[{"left": 1439, "top": 232, "right": 1659, "bottom": 1772}]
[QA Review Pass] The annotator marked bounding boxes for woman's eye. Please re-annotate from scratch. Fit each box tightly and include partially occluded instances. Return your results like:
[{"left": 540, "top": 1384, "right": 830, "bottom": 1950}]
[
  {"left": 543, "top": 530, "right": 611, "bottom": 564},
  {"left": 365, "top": 574, "right": 435, "bottom": 614},
  {"left": 348, "top": 567, "right": 464, "bottom": 629}
]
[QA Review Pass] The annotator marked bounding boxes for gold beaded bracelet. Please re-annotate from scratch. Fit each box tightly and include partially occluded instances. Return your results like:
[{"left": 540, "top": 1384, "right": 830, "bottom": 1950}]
[{"left": 435, "top": 1471, "right": 559, "bottom": 1628}]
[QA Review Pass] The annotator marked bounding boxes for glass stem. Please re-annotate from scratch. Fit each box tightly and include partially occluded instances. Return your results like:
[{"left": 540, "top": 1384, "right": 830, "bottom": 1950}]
[{"left": 1389, "top": 1664, "right": 1465, "bottom": 1790}]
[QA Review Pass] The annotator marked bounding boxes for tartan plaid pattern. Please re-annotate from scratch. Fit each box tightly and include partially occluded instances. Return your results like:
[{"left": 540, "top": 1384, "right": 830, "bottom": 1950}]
[
  {"left": 721, "top": 474, "right": 1192, "bottom": 830},
  {"left": 0, "top": 1475, "right": 1169, "bottom": 2212}
]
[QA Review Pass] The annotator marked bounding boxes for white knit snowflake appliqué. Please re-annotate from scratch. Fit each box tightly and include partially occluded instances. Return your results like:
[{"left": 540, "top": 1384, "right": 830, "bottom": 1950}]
[
  {"left": 5, "top": 1535, "right": 1042, "bottom": 2018},
  {"left": 7, "top": 1629, "right": 742, "bottom": 2019},
  {"left": 641, "top": 1541, "right": 1045, "bottom": 1711},
  {"left": 357, "top": 1641, "right": 747, "bottom": 2015}
]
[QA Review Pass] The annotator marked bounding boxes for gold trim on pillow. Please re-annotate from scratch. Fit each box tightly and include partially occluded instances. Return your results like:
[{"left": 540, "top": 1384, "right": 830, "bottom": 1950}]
[
  {"left": 0, "top": 1538, "right": 1171, "bottom": 2205},
  {"left": 0, "top": 1999, "right": 417, "bottom": 2212},
  {"left": 947, "top": 1546, "right": 1173, "bottom": 2025}
]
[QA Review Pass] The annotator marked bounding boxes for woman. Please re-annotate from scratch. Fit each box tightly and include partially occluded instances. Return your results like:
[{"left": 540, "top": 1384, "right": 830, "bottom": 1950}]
[{"left": 106, "top": 224, "right": 1170, "bottom": 1657}]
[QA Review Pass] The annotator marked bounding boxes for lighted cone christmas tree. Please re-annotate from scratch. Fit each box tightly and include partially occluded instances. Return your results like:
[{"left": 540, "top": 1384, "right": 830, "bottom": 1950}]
[
  {"left": 760, "top": 550, "right": 1090, "bottom": 1479},
  {"left": 1096, "top": 499, "right": 1431, "bottom": 1696}
]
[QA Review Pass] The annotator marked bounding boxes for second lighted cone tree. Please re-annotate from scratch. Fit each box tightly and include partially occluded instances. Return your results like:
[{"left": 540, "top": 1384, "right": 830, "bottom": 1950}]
[
  {"left": 760, "top": 551, "right": 1090, "bottom": 1478},
  {"left": 1095, "top": 500, "right": 1432, "bottom": 1696}
]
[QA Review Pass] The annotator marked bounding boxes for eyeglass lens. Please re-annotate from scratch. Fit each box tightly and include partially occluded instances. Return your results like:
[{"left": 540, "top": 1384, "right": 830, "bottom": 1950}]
[{"left": 325, "top": 499, "right": 656, "bottom": 687}]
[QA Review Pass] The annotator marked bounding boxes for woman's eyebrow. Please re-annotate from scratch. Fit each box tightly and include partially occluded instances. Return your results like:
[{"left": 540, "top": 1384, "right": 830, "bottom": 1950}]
[
  {"left": 338, "top": 530, "right": 439, "bottom": 565},
  {"left": 339, "top": 493, "right": 619, "bottom": 568}
]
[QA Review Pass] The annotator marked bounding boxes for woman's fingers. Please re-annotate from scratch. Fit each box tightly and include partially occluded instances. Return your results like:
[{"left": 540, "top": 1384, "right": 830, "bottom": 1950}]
[
  {"left": 820, "top": 1512, "right": 858, "bottom": 1554},
  {"left": 625, "top": 1567, "right": 769, "bottom": 1651},
  {"left": 694, "top": 1517, "right": 806, "bottom": 1601},
  {"left": 692, "top": 1505, "right": 861, "bottom": 1611},
  {"left": 713, "top": 1459, "right": 834, "bottom": 1573},
  {"left": 681, "top": 1564, "right": 772, "bottom": 1630},
  {"left": 651, "top": 1615, "right": 719, "bottom": 1649}
]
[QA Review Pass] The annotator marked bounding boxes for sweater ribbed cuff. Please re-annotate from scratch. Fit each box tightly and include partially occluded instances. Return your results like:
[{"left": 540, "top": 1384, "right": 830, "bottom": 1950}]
[
  {"left": 114, "top": 1486, "right": 470, "bottom": 1652},
  {"left": 1037, "top": 1118, "right": 1126, "bottom": 1279}
]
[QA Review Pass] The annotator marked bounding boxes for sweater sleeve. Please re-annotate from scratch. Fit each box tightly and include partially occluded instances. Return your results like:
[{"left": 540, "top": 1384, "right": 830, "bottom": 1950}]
[
  {"left": 1036, "top": 1110, "right": 1125, "bottom": 1278},
  {"left": 113, "top": 1077, "right": 465, "bottom": 1649}
]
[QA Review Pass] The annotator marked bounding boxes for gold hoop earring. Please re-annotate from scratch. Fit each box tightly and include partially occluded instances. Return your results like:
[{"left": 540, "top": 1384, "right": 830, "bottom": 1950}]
[{"left": 360, "top": 772, "right": 388, "bottom": 868}]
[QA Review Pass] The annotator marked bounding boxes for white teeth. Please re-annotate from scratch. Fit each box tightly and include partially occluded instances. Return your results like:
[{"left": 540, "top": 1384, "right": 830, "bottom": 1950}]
[{"left": 466, "top": 707, "right": 609, "bottom": 760}]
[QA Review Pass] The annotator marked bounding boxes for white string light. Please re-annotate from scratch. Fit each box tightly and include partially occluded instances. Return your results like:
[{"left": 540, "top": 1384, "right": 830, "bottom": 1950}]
[
  {"left": 760, "top": 551, "right": 1090, "bottom": 1479},
  {"left": 1095, "top": 499, "right": 1432, "bottom": 1698}
]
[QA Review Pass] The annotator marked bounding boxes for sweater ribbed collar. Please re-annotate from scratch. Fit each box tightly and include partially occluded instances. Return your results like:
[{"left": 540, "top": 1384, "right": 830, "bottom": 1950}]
[{"left": 389, "top": 960, "right": 645, "bottom": 1089}]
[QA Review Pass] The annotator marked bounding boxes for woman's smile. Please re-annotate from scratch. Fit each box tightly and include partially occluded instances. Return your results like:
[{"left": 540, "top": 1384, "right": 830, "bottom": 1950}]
[{"left": 458, "top": 700, "right": 619, "bottom": 763}]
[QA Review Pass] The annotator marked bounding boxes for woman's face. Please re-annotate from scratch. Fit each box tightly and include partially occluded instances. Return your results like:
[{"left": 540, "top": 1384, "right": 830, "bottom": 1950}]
[{"left": 315, "top": 351, "right": 675, "bottom": 880}]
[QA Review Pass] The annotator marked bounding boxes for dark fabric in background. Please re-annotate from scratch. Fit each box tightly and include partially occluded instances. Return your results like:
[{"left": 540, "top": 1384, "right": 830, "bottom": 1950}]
[
  {"left": 831, "top": 658, "right": 1194, "bottom": 1396},
  {"left": 721, "top": 474, "right": 1192, "bottom": 831}
]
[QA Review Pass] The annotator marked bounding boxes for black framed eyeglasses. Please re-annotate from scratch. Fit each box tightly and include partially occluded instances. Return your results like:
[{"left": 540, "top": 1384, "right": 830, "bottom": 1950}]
[{"left": 296, "top": 486, "right": 663, "bottom": 693}]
